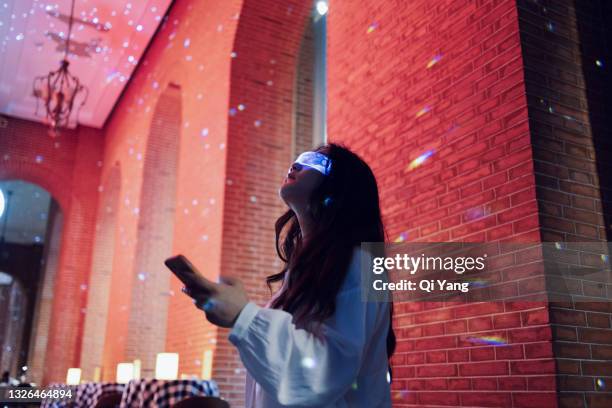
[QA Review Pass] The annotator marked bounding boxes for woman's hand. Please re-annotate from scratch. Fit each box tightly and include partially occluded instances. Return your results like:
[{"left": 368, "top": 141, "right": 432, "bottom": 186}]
[{"left": 182, "top": 275, "right": 250, "bottom": 328}]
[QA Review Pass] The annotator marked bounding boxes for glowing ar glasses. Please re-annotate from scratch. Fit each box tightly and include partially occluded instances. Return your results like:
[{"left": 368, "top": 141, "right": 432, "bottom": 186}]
[{"left": 292, "top": 151, "right": 332, "bottom": 176}]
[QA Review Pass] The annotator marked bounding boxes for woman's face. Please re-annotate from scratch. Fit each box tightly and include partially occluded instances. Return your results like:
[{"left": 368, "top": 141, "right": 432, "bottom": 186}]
[{"left": 279, "top": 160, "right": 325, "bottom": 209}]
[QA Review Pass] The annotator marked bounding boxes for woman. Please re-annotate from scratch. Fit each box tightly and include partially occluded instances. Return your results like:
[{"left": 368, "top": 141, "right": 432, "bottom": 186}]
[{"left": 181, "top": 143, "right": 395, "bottom": 407}]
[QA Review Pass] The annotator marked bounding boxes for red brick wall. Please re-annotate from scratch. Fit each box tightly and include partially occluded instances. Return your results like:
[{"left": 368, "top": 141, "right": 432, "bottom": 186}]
[
  {"left": 99, "top": 0, "right": 242, "bottom": 383},
  {"left": 100, "top": 2, "right": 311, "bottom": 403},
  {"left": 215, "top": 1, "right": 311, "bottom": 404},
  {"left": 3, "top": 0, "right": 609, "bottom": 404},
  {"left": 123, "top": 83, "right": 181, "bottom": 377},
  {"left": 79, "top": 163, "right": 121, "bottom": 380},
  {"left": 328, "top": 0, "right": 557, "bottom": 406},
  {"left": 0, "top": 117, "right": 103, "bottom": 384}
]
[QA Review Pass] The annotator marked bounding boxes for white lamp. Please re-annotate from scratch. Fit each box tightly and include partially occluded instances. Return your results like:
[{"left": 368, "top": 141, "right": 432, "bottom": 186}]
[
  {"left": 201, "top": 350, "right": 213, "bottom": 380},
  {"left": 66, "top": 368, "right": 81, "bottom": 385},
  {"left": 155, "top": 353, "right": 179, "bottom": 380},
  {"left": 116, "top": 363, "right": 135, "bottom": 384}
]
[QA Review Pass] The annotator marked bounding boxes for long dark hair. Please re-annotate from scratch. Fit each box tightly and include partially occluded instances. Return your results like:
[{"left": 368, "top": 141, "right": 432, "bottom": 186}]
[{"left": 266, "top": 143, "right": 397, "bottom": 379}]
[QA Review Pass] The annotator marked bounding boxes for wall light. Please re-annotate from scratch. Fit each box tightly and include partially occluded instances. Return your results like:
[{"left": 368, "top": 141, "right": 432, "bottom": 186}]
[
  {"left": 201, "top": 350, "right": 213, "bottom": 380},
  {"left": 66, "top": 368, "right": 81, "bottom": 385},
  {"left": 0, "top": 189, "right": 5, "bottom": 218},
  {"left": 316, "top": 1, "right": 328, "bottom": 16},
  {"left": 155, "top": 353, "right": 179, "bottom": 380},
  {"left": 116, "top": 363, "right": 135, "bottom": 384}
]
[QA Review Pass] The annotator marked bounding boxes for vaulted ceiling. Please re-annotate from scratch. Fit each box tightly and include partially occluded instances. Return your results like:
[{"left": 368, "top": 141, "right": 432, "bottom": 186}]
[{"left": 0, "top": 0, "right": 173, "bottom": 128}]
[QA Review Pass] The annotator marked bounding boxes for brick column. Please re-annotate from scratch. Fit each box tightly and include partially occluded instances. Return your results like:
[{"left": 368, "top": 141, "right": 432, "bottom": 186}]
[
  {"left": 27, "top": 199, "right": 63, "bottom": 385},
  {"left": 43, "top": 126, "right": 103, "bottom": 383},
  {"left": 124, "top": 84, "right": 181, "bottom": 376},
  {"left": 517, "top": 0, "right": 612, "bottom": 406},
  {"left": 215, "top": 1, "right": 311, "bottom": 405},
  {"left": 79, "top": 164, "right": 121, "bottom": 381}
]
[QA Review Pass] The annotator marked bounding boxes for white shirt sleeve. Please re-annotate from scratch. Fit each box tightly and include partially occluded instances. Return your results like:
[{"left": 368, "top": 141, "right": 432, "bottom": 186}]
[{"left": 228, "top": 247, "right": 383, "bottom": 407}]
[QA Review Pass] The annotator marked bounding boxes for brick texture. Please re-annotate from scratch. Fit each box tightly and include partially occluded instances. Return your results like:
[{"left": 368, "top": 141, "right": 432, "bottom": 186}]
[
  {"left": 123, "top": 84, "right": 181, "bottom": 377},
  {"left": 99, "top": 0, "right": 242, "bottom": 385},
  {"left": 516, "top": 0, "right": 612, "bottom": 406},
  {"left": 2, "top": 0, "right": 610, "bottom": 406},
  {"left": 27, "top": 200, "right": 63, "bottom": 385},
  {"left": 214, "top": 1, "right": 311, "bottom": 404},
  {"left": 0, "top": 117, "right": 103, "bottom": 384},
  {"left": 79, "top": 164, "right": 121, "bottom": 380},
  {"left": 328, "top": 0, "right": 556, "bottom": 406}
]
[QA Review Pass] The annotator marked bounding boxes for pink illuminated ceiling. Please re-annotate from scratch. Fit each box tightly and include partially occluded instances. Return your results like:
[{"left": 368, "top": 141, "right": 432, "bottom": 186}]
[{"left": 0, "top": 0, "right": 173, "bottom": 128}]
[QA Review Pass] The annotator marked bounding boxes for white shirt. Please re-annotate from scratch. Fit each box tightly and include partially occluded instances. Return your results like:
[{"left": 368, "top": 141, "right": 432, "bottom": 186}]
[{"left": 228, "top": 246, "right": 392, "bottom": 407}]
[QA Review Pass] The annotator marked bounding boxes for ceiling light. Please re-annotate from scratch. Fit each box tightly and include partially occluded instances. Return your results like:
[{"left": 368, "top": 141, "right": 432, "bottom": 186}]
[
  {"left": 32, "top": 0, "right": 88, "bottom": 136},
  {"left": 316, "top": 1, "right": 328, "bottom": 16}
]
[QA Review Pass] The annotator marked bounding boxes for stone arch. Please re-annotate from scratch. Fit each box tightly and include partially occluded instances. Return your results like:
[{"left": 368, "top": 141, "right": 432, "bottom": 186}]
[
  {"left": 0, "top": 166, "right": 70, "bottom": 214},
  {"left": 0, "top": 115, "right": 102, "bottom": 385},
  {"left": 0, "top": 175, "right": 65, "bottom": 385},
  {"left": 1, "top": 162, "right": 101, "bottom": 384}
]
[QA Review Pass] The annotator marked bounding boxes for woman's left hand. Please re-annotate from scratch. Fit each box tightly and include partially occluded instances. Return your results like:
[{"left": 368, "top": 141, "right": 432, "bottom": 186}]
[{"left": 182, "top": 275, "right": 250, "bottom": 328}]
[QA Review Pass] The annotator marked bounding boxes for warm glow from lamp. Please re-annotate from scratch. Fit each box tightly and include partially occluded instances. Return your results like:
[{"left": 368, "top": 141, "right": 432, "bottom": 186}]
[
  {"left": 202, "top": 350, "right": 213, "bottom": 380},
  {"left": 66, "top": 368, "right": 81, "bottom": 385},
  {"left": 116, "top": 363, "right": 135, "bottom": 384},
  {"left": 155, "top": 353, "right": 179, "bottom": 380},
  {"left": 93, "top": 366, "right": 101, "bottom": 382}
]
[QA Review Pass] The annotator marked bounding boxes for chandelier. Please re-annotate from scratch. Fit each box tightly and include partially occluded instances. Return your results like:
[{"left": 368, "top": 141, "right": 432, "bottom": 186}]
[{"left": 32, "top": 0, "right": 88, "bottom": 136}]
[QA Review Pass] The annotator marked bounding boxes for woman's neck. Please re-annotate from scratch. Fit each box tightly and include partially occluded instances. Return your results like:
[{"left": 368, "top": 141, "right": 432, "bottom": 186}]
[{"left": 295, "top": 209, "right": 315, "bottom": 241}]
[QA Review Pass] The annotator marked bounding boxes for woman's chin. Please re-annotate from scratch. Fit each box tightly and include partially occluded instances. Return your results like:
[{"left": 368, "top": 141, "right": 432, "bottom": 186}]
[{"left": 279, "top": 184, "right": 297, "bottom": 204}]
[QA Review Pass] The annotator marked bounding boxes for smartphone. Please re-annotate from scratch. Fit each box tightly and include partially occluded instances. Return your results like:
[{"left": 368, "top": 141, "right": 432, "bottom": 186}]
[{"left": 164, "top": 254, "right": 203, "bottom": 288}]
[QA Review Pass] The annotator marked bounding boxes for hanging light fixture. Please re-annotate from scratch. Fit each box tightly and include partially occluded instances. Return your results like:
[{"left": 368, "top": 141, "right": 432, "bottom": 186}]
[{"left": 32, "top": 0, "right": 88, "bottom": 137}]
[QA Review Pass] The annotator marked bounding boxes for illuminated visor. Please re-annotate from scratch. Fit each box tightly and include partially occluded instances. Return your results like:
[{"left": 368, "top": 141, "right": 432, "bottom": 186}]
[{"left": 294, "top": 151, "right": 332, "bottom": 176}]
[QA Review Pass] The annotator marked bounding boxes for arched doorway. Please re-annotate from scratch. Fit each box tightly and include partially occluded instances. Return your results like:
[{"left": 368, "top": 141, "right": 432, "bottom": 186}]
[{"left": 0, "top": 180, "right": 63, "bottom": 385}]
